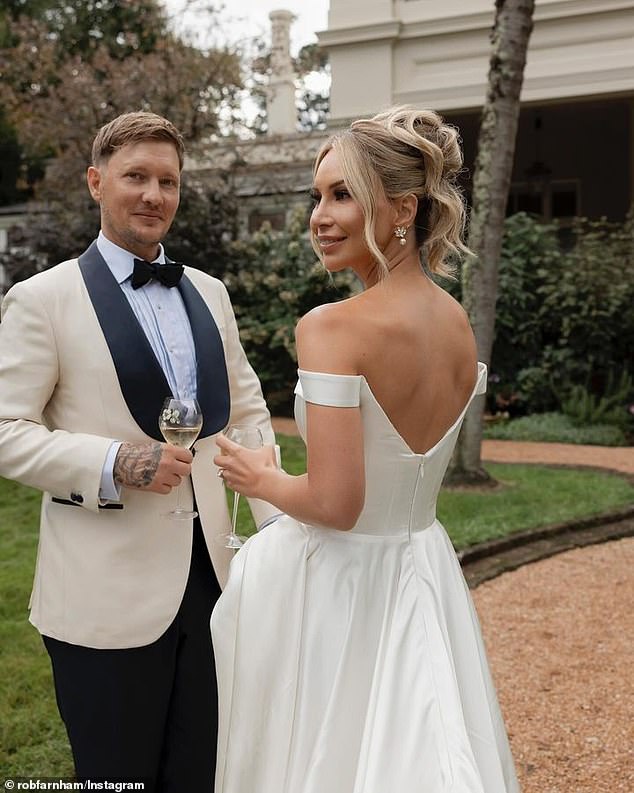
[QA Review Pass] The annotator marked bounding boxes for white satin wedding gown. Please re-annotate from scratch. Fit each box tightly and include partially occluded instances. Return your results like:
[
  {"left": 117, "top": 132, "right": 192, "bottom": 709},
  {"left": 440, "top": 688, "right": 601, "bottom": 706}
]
[{"left": 211, "top": 363, "right": 520, "bottom": 793}]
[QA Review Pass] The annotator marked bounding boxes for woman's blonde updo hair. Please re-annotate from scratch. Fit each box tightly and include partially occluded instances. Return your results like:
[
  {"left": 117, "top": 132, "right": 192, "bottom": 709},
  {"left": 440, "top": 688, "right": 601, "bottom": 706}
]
[{"left": 312, "top": 105, "right": 469, "bottom": 278}]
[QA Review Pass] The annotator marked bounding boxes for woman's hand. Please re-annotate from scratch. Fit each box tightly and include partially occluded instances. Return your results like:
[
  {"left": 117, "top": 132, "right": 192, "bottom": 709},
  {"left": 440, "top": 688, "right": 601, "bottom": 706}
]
[{"left": 214, "top": 435, "right": 277, "bottom": 498}]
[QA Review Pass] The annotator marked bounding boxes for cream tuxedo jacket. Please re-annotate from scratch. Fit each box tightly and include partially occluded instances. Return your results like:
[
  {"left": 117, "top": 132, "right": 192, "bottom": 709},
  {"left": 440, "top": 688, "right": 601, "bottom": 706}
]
[{"left": 0, "top": 244, "right": 278, "bottom": 649}]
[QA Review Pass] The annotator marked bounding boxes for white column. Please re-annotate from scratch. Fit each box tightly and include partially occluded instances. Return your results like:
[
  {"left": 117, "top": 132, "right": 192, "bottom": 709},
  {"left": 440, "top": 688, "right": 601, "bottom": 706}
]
[{"left": 267, "top": 10, "right": 297, "bottom": 135}]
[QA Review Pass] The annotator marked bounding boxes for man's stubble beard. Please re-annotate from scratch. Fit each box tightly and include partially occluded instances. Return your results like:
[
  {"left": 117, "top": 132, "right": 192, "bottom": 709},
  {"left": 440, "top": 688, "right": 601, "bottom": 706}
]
[{"left": 101, "top": 204, "right": 167, "bottom": 252}]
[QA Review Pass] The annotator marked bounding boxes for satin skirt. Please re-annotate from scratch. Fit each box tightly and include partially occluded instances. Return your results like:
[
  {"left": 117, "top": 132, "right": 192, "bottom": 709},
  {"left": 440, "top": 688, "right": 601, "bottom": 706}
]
[{"left": 211, "top": 516, "right": 519, "bottom": 793}]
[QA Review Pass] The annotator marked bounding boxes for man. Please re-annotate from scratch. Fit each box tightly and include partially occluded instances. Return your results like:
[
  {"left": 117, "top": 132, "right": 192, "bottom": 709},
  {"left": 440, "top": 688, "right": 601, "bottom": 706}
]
[{"left": 0, "top": 112, "right": 278, "bottom": 791}]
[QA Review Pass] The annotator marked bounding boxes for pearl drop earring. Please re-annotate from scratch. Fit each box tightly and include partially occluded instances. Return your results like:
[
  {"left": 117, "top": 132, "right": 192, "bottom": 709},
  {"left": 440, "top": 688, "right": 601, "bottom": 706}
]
[{"left": 394, "top": 226, "right": 407, "bottom": 246}]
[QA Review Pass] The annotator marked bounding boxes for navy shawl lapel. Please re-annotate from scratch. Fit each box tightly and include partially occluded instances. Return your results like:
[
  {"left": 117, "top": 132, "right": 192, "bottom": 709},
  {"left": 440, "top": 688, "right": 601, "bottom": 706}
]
[
  {"left": 177, "top": 275, "right": 230, "bottom": 438},
  {"left": 78, "top": 240, "right": 230, "bottom": 441},
  {"left": 78, "top": 241, "right": 171, "bottom": 441}
]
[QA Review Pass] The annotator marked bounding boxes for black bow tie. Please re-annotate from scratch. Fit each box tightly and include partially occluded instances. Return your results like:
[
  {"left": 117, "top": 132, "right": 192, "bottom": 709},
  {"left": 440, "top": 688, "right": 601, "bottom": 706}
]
[{"left": 131, "top": 258, "right": 184, "bottom": 289}]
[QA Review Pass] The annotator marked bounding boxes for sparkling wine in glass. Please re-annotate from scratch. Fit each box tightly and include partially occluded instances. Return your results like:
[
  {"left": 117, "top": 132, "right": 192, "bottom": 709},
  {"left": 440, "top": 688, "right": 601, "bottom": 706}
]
[
  {"left": 159, "top": 397, "right": 202, "bottom": 520},
  {"left": 221, "top": 424, "right": 263, "bottom": 549}
]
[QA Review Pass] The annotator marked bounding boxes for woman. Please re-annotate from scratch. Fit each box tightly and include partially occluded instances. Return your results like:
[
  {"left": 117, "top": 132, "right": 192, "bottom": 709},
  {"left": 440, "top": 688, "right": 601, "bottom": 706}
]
[{"left": 212, "top": 106, "right": 519, "bottom": 793}]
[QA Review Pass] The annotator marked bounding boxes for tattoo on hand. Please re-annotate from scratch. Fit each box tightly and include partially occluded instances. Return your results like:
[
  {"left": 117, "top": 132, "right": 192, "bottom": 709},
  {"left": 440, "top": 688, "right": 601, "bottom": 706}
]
[{"left": 114, "top": 442, "right": 162, "bottom": 488}]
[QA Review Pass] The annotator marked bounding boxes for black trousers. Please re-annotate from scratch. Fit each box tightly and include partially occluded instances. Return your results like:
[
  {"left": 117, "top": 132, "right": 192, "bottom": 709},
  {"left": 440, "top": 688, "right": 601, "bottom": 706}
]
[{"left": 43, "top": 516, "right": 221, "bottom": 792}]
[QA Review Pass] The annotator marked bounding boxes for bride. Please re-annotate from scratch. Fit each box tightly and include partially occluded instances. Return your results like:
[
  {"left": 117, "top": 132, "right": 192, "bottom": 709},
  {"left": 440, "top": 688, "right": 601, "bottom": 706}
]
[{"left": 212, "top": 105, "right": 520, "bottom": 793}]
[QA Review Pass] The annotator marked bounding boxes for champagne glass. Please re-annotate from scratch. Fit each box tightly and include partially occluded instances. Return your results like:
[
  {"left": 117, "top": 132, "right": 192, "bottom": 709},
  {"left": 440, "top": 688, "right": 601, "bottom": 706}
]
[
  {"left": 159, "top": 397, "right": 202, "bottom": 520},
  {"left": 220, "top": 424, "right": 263, "bottom": 549}
]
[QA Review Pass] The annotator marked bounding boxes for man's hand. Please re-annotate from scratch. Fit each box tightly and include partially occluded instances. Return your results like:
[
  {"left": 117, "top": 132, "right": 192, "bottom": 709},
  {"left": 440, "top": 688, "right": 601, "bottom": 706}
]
[{"left": 114, "top": 442, "right": 193, "bottom": 494}]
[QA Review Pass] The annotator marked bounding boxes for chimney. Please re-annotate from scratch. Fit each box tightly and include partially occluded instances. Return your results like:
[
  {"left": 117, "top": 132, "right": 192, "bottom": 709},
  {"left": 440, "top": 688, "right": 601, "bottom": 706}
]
[{"left": 266, "top": 10, "right": 296, "bottom": 135}]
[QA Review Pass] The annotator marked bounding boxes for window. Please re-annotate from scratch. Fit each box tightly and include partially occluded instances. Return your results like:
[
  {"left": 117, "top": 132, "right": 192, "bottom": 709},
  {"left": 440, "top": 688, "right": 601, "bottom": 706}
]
[{"left": 248, "top": 209, "right": 286, "bottom": 233}]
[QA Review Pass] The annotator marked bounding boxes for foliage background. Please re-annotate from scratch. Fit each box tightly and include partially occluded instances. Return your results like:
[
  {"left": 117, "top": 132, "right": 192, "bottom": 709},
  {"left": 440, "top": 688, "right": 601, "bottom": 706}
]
[{"left": 441, "top": 212, "right": 634, "bottom": 436}]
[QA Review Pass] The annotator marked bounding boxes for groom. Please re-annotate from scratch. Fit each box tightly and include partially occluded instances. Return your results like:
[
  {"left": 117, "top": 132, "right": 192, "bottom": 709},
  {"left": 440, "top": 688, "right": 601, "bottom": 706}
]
[{"left": 0, "top": 112, "right": 278, "bottom": 791}]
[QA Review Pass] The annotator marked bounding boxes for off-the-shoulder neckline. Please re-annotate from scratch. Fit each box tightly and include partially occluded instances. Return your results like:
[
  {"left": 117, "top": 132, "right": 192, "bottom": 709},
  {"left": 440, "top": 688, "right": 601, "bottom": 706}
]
[{"left": 297, "top": 363, "right": 487, "bottom": 458}]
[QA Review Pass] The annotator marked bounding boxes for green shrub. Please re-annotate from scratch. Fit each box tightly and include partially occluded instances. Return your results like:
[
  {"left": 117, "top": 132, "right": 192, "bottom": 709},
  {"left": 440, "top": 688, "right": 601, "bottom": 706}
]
[
  {"left": 492, "top": 214, "right": 562, "bottom": 408},
  {"left": 483, "top": 412, "right": 629, "bottom": 446},
  {"left": 459, "top": 211, "right": 634, "bottom": 417},
  {"left": 536, "top": 215, "right": 634, "bottom": 394},
  {"left": 560, "top": 371, "right": 633, "bottom": 431}
]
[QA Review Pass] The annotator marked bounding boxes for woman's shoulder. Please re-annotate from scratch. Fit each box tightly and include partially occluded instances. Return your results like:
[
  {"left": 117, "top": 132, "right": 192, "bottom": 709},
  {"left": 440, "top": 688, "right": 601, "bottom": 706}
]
[
  {"left": 296, "top": 300, "right": 366, "bottom": 374},
  {"left": 297, "top": 296, "right": 365, "bottom": 336},
  {"left": 421, "top": 279, "right": 475, "bottom": 340}
]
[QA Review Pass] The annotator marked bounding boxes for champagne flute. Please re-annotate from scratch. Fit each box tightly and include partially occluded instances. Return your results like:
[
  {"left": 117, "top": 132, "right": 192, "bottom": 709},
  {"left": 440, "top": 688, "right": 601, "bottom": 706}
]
[
  {"left": 220, "top": 424, "right": 263, "bottom": 549},
  {"left": 159, "top": 397, "right": 202, "bottom": 520}
]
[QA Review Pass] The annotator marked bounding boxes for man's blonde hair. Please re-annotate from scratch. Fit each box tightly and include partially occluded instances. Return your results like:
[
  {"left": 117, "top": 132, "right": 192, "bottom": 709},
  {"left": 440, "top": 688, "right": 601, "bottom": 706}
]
[{"left": 91, "top": 111, "right": 185, "bottom": 170}]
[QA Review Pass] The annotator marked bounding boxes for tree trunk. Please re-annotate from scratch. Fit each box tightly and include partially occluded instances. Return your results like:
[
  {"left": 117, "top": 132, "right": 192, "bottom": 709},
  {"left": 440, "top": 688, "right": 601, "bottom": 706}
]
[{"left": 447, "top": 0, "right": 535, "bottom": 486}]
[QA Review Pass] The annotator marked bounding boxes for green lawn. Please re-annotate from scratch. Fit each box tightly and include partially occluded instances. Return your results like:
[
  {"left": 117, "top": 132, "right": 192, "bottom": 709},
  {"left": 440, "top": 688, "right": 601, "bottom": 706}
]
[
  {"left": 1, "top": 436, "right": 633, "bottom": 776},
  {"left": 0, "top": 479, "right": 74, "bottom": 776},
  {"left": 483, "top": 411, "right": 630, "bottom": 446},
  {"left": 438, "top": 464, "right": 634, "bottom": 547}
]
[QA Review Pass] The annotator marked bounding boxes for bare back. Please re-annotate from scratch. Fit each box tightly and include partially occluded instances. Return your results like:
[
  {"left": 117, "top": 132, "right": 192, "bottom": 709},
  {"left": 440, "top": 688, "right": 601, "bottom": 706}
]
[{"left": 317, "top": 273, "right": 477, "bottom": 455}]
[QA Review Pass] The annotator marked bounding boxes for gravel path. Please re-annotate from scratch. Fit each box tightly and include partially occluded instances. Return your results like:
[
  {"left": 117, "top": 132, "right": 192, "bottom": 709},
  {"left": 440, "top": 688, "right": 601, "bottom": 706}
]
[
  {"left": 473, "top": 538, "right": 634, "bottom": 793},
  {"left": 271, "top": 418, "right": 634, "bottom": 476},
  {"left": 481, "top": 440, "right": 634, "bottom": 476}
]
